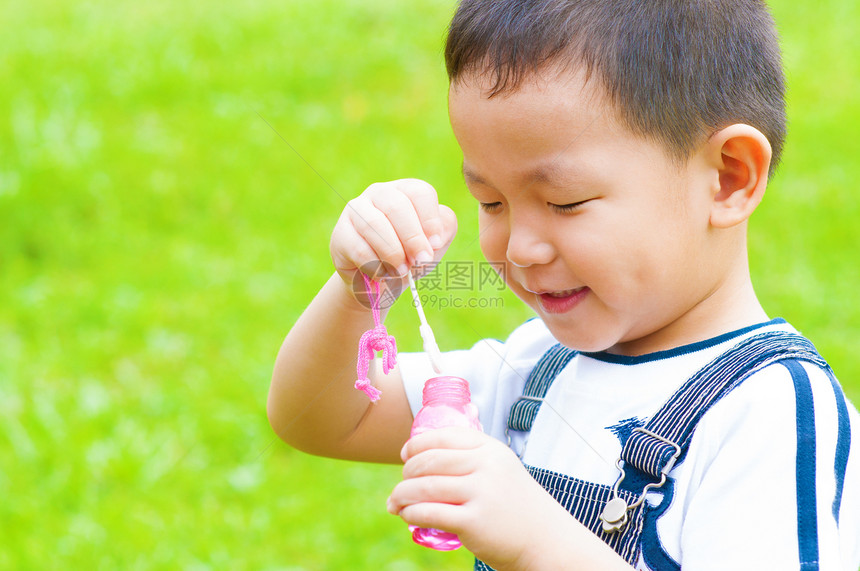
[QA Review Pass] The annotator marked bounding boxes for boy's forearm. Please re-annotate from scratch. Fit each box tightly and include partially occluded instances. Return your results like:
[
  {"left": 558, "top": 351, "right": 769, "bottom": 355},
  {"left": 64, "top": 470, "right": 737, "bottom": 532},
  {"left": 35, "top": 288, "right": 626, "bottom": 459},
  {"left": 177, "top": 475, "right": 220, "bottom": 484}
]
[
  {"left": 511, "top": 499, "right": 634, "bottom": 571},
  {"left": 531, "top": 521, "right": 633, "bottom": 570},
  {"left": 267, "top": 272, "right": 393, "bottom": 457}
]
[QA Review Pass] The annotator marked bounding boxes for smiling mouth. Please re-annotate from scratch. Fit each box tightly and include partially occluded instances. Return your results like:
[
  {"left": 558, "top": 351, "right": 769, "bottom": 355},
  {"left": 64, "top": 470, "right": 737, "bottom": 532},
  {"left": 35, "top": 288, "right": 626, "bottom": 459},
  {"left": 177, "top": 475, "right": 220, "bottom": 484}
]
[
  {"left": 544, "top": 288, "right": 580, "bottom": 298},
  {"left": 533, "top": 287, "right": 589, "bottom": 314},
  {"left": 525, "top": 285, "right": 584, "bottom": 296}
]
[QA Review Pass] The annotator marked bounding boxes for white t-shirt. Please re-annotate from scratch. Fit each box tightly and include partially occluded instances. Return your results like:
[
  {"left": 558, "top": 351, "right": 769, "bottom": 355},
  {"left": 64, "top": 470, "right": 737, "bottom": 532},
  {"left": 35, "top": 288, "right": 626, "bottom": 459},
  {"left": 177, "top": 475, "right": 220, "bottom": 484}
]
[{"left": 398, "top": 318, "right": 860, "bottom": 570}]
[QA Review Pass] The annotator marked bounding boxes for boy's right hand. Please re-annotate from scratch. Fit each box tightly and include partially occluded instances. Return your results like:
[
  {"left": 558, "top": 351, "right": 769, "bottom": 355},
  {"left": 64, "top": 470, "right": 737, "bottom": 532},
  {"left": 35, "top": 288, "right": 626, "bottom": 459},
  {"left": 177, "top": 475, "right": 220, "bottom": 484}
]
[{"left": 330, "top": 179, "right": 458, "bottom": 291}]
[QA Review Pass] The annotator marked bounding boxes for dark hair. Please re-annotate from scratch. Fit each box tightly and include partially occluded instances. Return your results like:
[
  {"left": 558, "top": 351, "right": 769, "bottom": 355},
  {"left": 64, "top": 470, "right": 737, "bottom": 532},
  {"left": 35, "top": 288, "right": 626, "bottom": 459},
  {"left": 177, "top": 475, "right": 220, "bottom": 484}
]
[{"left": 445, "top": 0, "right": 787, "bottom": 169}]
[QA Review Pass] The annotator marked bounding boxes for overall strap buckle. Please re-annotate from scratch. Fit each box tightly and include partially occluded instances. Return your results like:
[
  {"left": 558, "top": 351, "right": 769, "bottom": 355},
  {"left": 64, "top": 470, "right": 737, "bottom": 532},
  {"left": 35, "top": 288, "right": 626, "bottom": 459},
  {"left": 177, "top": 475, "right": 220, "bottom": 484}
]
[{"left": 601, "top": 428, "right": 681, "bottom": 534}]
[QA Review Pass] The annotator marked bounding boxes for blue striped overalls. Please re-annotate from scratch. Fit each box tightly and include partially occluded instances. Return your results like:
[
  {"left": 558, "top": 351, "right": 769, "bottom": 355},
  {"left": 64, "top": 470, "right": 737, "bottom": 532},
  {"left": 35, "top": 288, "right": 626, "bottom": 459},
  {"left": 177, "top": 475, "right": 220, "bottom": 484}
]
[{"left": 475, "top": 331, "right": 829, "bottom": 570}]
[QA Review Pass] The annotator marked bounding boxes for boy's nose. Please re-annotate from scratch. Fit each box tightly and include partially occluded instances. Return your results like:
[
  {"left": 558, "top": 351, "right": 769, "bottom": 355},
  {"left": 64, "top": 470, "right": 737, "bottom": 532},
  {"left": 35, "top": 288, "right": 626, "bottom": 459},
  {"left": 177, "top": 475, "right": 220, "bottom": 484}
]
[{"left": 505, "top": 223, "right": 555, "bottom": 268}]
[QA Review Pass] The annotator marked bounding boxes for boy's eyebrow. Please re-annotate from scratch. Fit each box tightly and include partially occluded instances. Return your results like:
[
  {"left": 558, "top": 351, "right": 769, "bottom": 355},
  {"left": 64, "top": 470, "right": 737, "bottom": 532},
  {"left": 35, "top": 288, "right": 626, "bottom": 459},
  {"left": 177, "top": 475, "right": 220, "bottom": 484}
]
[
  {"left": 461, "top": 163, "right": 487, "bottom": 185},
  {"left": 462, "top": 161, "right": 573, "bottom": 188},
  {"left": 522, "top": 163, "right": 566, "bottom": 185}
]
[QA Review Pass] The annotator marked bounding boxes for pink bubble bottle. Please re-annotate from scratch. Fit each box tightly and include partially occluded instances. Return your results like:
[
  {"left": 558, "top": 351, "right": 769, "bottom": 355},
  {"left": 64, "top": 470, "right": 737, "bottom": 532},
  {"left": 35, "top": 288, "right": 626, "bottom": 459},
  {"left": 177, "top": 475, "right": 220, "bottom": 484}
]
[{"left": 409, "top": 375, "right": 482, "bottom": 551}]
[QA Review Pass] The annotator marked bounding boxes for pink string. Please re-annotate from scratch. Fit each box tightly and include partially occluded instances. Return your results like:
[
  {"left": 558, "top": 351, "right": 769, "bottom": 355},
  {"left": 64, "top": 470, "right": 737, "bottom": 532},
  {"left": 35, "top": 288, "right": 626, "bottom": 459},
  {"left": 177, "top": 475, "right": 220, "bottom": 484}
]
[{"left": 354, "top": 274, "right": 397, "bottom": 402}]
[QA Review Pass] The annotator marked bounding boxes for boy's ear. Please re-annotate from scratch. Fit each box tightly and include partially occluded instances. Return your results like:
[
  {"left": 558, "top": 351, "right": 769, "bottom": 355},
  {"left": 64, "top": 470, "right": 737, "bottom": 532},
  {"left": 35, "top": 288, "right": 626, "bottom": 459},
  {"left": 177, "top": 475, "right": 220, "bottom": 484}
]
[{"left": 706, "top": 124, "right": 772, "bottom": 228}]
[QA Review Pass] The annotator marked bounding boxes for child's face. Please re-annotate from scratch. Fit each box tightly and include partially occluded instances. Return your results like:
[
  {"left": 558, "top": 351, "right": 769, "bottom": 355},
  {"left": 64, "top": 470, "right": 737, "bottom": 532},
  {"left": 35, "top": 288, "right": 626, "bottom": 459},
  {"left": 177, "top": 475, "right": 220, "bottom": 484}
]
[{"left": 449, "top": 68, "right": 721, "bottom": 355}]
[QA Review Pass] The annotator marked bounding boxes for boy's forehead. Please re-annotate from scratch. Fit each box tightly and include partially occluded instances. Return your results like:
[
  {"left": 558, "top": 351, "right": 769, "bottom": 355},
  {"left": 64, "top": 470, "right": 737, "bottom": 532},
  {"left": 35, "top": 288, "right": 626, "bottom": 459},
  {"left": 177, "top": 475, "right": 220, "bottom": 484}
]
[
  {"left": 449, "top": 67, "right": 625, "bottom": 161},
  {"left": 447, "top": 64, "right": 624, "bottom": 150},
  {"left": 448, "top": 64, "right": 681, "bottom": 177}
]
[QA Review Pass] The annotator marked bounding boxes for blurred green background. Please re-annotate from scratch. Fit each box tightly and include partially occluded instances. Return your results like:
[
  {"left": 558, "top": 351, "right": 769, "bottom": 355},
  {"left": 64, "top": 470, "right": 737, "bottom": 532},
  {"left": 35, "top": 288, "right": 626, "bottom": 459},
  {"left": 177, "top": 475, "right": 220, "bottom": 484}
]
[{"left": 0, "top": 0, "right": 857, "bottom": 569}]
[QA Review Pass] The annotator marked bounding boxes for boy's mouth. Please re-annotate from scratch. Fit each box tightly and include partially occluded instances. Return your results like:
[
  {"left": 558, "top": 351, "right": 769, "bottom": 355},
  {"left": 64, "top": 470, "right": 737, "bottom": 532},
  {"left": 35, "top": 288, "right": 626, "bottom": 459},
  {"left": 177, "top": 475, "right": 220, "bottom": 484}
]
[
  {"left": 534, "top": 287, "right": 589, "bottom": 314},
  {"left": 544, "top": 288, "right": 579, "bottom": 298}
]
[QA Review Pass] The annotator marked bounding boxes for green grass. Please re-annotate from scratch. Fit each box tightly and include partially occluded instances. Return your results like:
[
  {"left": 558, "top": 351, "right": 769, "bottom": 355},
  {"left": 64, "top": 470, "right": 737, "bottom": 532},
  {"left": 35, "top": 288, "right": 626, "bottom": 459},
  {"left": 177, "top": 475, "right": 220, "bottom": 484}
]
[{"left": 0, "top": 0, "right": 857, "bottom": 569}]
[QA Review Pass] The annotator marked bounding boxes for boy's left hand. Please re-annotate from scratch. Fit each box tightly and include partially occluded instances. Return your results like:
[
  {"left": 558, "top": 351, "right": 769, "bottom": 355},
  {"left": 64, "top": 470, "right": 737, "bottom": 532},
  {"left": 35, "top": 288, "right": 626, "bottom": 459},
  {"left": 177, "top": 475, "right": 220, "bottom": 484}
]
[{"left": 387, "top": 426, "right": 572, "bottom": 569}]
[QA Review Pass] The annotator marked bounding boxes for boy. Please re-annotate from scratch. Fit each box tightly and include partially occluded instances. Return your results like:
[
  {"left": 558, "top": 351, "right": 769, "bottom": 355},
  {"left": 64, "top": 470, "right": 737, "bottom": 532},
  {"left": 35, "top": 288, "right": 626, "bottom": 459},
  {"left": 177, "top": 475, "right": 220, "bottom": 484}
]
[{"left": 268, "top": 0, "right": 860, "bottom": 569}]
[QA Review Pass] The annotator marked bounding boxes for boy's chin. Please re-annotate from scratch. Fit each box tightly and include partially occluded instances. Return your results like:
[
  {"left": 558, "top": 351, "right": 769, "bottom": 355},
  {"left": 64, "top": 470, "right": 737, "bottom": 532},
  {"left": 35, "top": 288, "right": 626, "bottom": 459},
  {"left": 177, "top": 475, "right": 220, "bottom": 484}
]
[{"left": 535, "top": 315, "right": 618, "bottom": 354}]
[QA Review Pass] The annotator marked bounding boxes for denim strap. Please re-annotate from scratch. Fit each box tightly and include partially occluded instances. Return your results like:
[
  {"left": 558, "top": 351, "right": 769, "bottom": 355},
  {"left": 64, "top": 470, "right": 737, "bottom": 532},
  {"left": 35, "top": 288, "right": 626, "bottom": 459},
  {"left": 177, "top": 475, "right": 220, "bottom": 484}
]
[
  {"left": 621, "top": 332, "right": 829, "bottom": 479},
  {"left": 506, "top": 343, "right": 578, "bottom": 432}
]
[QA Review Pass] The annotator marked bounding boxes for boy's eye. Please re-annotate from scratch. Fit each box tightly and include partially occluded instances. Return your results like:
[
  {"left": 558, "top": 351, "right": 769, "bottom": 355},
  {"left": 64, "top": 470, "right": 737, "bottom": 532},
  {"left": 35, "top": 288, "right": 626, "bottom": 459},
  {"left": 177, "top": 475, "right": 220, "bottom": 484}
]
[
  {"left": 549, "top": 201, "right": 588, "bottom": 213},
  {"left": 479, "top": 202, "right": 503, "bottom": 213}
]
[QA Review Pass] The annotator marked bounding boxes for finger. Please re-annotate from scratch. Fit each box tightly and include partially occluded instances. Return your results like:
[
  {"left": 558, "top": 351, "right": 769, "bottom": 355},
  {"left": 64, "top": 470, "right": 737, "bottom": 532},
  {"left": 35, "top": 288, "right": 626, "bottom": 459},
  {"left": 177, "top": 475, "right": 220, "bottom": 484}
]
[
  {"left": 345, "top": 198, "right": 410, "bottom": 276},
  {"left": 401, "top": 426, "right": 487, "bottom": 462},
  {"left": 330, "top": 218, "right": 387, "bottom": 276},
  {"left": 412, "top": 203, "right": 459, "bottom": 280},
  {"left": 395, "top": 179, "right": 444, "bottom": 247},
  {"left": 402, "top": 447, "right": 476, "bottom": 480},
  {"left": 387, "top": 475, "right": 471, "bottom": 515},
  {"left": 436, "top": 204, "right": 458, "bottom": 251},
  {"left": 369, "top": 188, "right": 434, "bottom": 267},
  {"left": 395, "top": 501, "right": 470, "bottom": 536}
]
